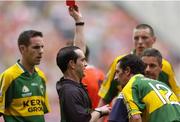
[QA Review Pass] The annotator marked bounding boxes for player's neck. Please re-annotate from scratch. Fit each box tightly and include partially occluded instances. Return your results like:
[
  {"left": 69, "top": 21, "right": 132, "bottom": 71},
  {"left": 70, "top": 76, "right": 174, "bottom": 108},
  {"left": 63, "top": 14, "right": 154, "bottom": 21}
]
[{"left": 20, "top": 59, "right": 35, "bottom": 74}]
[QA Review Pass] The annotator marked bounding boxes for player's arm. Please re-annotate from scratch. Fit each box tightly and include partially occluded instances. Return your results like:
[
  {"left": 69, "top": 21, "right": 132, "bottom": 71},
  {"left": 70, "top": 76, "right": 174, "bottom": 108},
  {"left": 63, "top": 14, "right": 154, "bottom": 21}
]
[
  {"left": 169, "top": 68, "right": 180, "bottom": 100},
  {"left": 98, "top": 60, "right": 118, "bottom": 105},
  {"left": 122, "top": 80, "right": 142, "bottom": 122},
  {"left": 96, "top": 98, "right": 107, "bottom": 122},
  {"left": 98, "top": 55, "right": 124, "bottom": 103},
  {"left": 90, "top": 104, "right": 111, "bottom": 122},
  {"left": 169, "top": 70, "right": 180, "bottom": 101},
  {"left": 0, "top": 72, "right": 12, "bottom": 115},
  {"left": 68, "top": 5, "right": 86, "bottom": 53},
  {"left": 162, "top": 59, "right": 180, "bottom": 100},
  {"left": 98, "top": 98, "right": 107, "bottom": 107},
  {"left": 97, "top": 56, "right": 124, "bottom": 122}
]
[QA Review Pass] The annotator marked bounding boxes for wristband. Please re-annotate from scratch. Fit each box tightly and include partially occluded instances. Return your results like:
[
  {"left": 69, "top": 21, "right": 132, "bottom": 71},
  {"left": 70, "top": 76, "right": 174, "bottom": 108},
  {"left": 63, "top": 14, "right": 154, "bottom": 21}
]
[
  {"left": 94, "top": 109, "right": 103, "bottom": 118},
  {"left": 76, "top": 22, "right": 85, "bottom": 26}
]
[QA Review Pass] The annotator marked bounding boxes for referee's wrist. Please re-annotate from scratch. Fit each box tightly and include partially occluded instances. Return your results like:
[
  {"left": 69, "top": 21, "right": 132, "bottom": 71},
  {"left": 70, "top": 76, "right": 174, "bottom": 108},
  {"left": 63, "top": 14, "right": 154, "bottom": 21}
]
[
  {"left": 75, "top": 22, "right": 85, "bottom": 26},
  {"left": 94, "top": 108, "right": 103, "bottom": 118}
]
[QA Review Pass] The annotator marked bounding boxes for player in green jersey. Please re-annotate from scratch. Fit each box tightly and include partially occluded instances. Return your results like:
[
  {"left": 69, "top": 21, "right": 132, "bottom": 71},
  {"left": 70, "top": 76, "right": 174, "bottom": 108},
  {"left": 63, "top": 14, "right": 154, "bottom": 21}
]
[
  {"left": 116, "top": 54, "right": 180, "bottom": 122},
  {"left": 141, "top": 48, "right": 163, "bottom": 80},
  {"left": 98, "top": 24, "right": 180, "bottom": 109},
  {"left": 0, "top": 30, "right": 50, "bottom": 122},
  {"left": 109, "top": 48, "right": 178, "bottom": 122}
]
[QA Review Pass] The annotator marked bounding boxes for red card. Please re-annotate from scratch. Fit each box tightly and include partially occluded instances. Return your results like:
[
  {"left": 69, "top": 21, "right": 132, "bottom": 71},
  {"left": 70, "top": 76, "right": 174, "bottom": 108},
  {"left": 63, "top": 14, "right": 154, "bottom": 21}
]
[{"left": 66, "top": 0, "right": 76, "bottom": 7}]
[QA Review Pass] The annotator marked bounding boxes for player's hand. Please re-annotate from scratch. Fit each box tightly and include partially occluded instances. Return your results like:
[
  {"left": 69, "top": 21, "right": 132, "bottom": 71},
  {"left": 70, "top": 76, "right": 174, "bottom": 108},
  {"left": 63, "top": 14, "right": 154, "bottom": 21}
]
[
  {"left": 95, "top": 104, "right": 111, "bottom": 116},
  {"left": 68, "top": 5, "right": 83, "bottom": 22}
]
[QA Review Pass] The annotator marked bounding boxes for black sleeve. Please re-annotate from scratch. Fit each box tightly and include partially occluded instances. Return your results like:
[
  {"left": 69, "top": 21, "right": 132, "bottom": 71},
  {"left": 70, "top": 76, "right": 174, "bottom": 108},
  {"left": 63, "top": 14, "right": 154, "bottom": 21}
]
[{"left": 63, "top": 87, "right": 91, "bottom": 122}]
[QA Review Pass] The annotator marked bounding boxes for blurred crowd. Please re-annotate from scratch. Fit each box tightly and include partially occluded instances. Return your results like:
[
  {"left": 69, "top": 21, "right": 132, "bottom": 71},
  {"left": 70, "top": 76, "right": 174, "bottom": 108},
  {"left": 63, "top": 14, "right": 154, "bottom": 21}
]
[{"left": 0, "top": 1, "right": 180, "bottom": 122}]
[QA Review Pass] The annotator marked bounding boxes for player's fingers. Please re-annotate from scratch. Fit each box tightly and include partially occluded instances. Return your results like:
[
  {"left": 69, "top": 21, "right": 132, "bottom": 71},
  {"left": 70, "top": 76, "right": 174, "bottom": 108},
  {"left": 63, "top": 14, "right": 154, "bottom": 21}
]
[
  {"left": 68, "top": 6, "right": 73, "bottom": 12},
  {"left": 74, "top": 5, "right": 79, "bottom": 12}
]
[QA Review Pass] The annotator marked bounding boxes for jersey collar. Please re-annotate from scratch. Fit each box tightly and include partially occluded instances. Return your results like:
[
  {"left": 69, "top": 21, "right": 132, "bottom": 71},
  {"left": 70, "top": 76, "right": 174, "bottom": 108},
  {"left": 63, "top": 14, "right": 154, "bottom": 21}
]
[{"left": 16, "top": 59, "right": 37, "bottom": 76}]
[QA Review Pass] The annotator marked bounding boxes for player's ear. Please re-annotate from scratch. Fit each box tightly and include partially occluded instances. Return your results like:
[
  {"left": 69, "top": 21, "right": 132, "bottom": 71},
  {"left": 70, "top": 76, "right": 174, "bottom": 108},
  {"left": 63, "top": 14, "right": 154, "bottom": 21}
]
[
  {"left": 125, "top": 67, "right": 131, "bottom": 75},
  {"left": 19, "top": 45, "right": 26, "bottom": 54},
  {"left": 152, "top": 36, "right": 156, "bottom": 44}
]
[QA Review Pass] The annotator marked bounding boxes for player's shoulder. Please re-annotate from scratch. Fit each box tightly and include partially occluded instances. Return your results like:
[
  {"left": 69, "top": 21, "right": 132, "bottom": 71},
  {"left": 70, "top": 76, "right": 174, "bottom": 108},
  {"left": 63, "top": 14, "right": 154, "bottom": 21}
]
[
  {"left": 35, "top": 67, "right": 47, "bottom": 82},
  {"left": 1, "top": 63, "right": 23, "bottom": 78},
  {"left": 162, "top": 58, "right": 171, "bottom": 66},
  {"left": 113, "top": 54, "right": 128, "bottom": 63},
  {"left": 0, "top": 63, "right": 24, "bottom": 87},
  {"left": 162, "top": 58, "right": 173, "bottom": 72}
]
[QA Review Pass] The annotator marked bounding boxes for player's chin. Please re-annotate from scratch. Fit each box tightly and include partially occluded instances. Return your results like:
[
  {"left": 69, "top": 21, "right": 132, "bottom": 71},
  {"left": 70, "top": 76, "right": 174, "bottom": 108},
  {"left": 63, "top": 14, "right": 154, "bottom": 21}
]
[
  {"left": 138, "top": 48, "right": 145, "bottom": 54},
  {"left": 34, "top": 60, "right": 41, "bottom": 65},
  {"left": 145, "top": 74, "right": 154, "bottom": 79},
  {"left": 35, "top": 58, "right": 42, "bottom": 65}
]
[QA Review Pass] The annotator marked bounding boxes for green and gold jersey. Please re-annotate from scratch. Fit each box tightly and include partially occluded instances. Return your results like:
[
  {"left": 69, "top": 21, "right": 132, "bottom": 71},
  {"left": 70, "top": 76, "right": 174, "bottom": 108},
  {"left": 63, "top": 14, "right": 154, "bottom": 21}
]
[
  {"left": 98, "top": 53, "right": 180, "bottom": 103},
  {"left": 159, "top": 59, "right": 180, "bottom": 100},
  {"left": 122, "top": 74, "right": 180, "bottom": 122},
  {"left": 0, "top": 61, "right": 50, "bottom": 122}
]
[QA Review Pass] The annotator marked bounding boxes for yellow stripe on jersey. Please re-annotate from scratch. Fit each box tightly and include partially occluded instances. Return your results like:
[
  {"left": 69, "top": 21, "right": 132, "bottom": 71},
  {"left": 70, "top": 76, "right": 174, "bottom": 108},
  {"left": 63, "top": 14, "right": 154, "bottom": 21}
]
[
  {"left": 35, "top": 66, "right": 51, "bottom": 113},
  {"left": 98, "top": 54, "right": 126, "bottom": 98},
  {"left": 35, "top": 66, "right": 47, "bottom": 83},
  {"left": 142, "top": 89, "right": 179, "bottom": 121},
  {"left": 4, "top": 96, "right": 46, "bottom": 116},
  {"left": 142, "top": 91, "right": 164, "bottom": 114},
  {"left": 0, "top": 64, "right": 24, "bottom": 91}
]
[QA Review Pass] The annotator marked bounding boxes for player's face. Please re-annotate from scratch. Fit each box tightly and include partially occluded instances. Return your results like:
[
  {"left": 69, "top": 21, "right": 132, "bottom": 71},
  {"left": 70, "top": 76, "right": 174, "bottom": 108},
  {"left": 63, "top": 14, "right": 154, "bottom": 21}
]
[
  {"left": 74, "top": 49, "right": 87, "bottom": 79},
  {"left": 22, "top": 36, "right": 44, "bottom": 66},
  {"left": 115, "top": 62, "right": 129, "bottom": 88},
  {"left": 133, "top": 28, "right": 155, "bottom": 56},
  {"left": 141, "top": 56, "right": 162, "bottom": 80}
]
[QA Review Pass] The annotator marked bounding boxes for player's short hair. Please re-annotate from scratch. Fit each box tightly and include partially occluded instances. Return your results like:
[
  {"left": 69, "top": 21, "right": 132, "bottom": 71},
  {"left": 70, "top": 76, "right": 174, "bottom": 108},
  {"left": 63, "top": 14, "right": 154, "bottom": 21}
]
[
  {"left": 135, "top": 24, "right": 154, "bottom": 37},
  {"left": 18, "top": 30, "right": 43, "bottom": 47},
  {"left": 56, "top": 46, "right": 80, "bottom": 73},
  {"left": 141, "top": 48, "right": 162, "bottom": 65},
  {"left": 118, "top": 54, "right": 145, "bottom": 75}
]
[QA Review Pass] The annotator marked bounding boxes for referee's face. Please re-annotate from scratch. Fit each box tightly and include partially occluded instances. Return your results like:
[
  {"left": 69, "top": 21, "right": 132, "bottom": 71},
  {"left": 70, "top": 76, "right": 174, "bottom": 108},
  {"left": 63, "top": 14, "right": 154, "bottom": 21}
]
[
  {"left": 22, "top": 36, "right": 44, "bottom": 66},
  {"left": 74, "top": 49, "right": 87, "bottom": 79}
]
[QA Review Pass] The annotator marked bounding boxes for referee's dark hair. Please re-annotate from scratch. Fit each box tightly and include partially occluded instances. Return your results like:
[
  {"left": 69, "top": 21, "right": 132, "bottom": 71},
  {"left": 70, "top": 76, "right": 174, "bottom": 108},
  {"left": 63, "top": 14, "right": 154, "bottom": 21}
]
[{"left": 56, "top": 46, "right": 80, "bottom": 73}]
